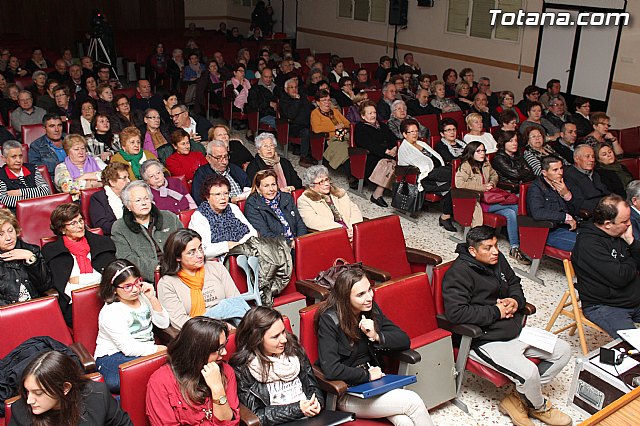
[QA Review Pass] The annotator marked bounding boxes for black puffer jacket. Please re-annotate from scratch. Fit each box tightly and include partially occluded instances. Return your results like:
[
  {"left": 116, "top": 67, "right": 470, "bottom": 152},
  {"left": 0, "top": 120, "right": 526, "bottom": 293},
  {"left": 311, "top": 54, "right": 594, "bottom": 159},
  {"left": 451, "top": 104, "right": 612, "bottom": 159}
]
[
  {"left": 0, "top": 239, "right": 52, "bottom": 306},
  {"left": 233, "top": 355, "right": 324, "bottom": 426},
  {"left": 491, "top": 150, "right": 535, "bottom": 186},
  {"left": 443, "top": 243, "right": 526, "bottom": 347}
]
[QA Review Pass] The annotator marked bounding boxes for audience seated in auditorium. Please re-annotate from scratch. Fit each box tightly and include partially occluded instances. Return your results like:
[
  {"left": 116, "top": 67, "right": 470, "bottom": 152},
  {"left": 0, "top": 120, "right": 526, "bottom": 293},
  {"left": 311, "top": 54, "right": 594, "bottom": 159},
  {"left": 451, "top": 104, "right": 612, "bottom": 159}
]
[
  {"left": 83, "top": 75, "right": 99, "bottom": 101},
  {"left": 3, "top": 56, "right": 28, "bottom": 82},
  {"left": 0, "top": 208, "right": 52, "bottom": 306},
  {"left": 387, "top": 99, "right": 428, "bottom": 141},
  {"left": 68, "top": 64, "right": 85, "bottom": 99},
  {"left": 0, "top": 140, "right": 51, "bottom": 210},
  {"left": 48, "top": 59, "right": 70, "bottom": 86},
  {"left": 491, "top": 130, "right": 535, "bottom": 186},
  {"left": 443, "top": 68, "right": 458, "bottom": 97},
  {"left": 96, "top": 83, "right": 115, "bottom": 116},
  {"left": 159, "top": 92, "right": 178, "bottom": 126},
  {"left": 279, "top": 77, "right": 314, "bottom": 167},
  {"left": 111, "top": 180, "right": 182, "bottom": 283},
  {"left": 42, "top": 203, "right": 116, "bottom": 325},
  {"left": 275, "top": 59, "right": 296, "bottom": 95},
  {"left": 246, "top": 132, "right": 302, "bottom": 191},
  {"left": 498, "top": 109, "right": 519, "bottom": 134},
  {"left": 315, "top": 267, "right": 434, "bottom": 425},
  {"left": 407, "top": 87, "right": 440, "bottom": 116},
  {"left": 334, "top": 76, "right": 355, "bottom": 109},
  {"left": 435, "top": 118, "right": 466, "bottom": 164},
  {"left": 170, "top": 103, "right": 212, "bottom": 144},
  {"left": 110, "top": 126, "right": 159, "bottom": 180},
  {"left": 522, "top": 127, "right": 567, "bottom": 176},
  {"left": 30, "top": 113, "right": 66, "bottom": 178},
  {"left": 51, "top": 85, "right": 75, "bottom": 121},
  {"left": 95, "top": 259, "right": 169, "bottom": 393},
  {"left": 90, "top": 113, "right": 120, "bottom": 160},
  {"left": 328, "top": 58, "right": 350, "bottom": 84},
  {"left": 376, "top": 82, "right": 397, "bottom": 122},
  {"left": 552, "top": 122, "right": 577, "bottom": 165},
  {"left": 459, "top": 67, "right": 478, "bottom": 95},
  {"left": 580, "top": 112, "right": 624, "bottom": 156},
  {"left": 353, "top": 67, "right": 379, "bottom": 91},
  {"left": 195, "top": 60, "right": 223, "bottom": 116},
  {"left": 244, "top": 169, "right": 307, "bottom": 244},
  {"left": 24, "top": 48, "right": 48, "bottom": 74},
  {"left": 463, "top": 112, "right": 497, "bottom": 154},
  {"left": 208, "top": 124, "right": 253, "bottom": 171},
  {"left": 345, "top": 91, "right": 369, "bottom": 124},
  {"left": 595, "top": 143, "right": 633, "bottom": 198},
  {"left": 166, "top": 49, "right": 185, "bottom": 91},
  {"left": 526, "top": 156, "right": 577, "bottom": 251},
  {"left": 297, "top": 165, "right": 363, "bottom": 238},
  {"left": 516, "top": 85, "right": 541, "bottom": 117},
  {"left": 496, "top": 90, "right": 526, "bottom": 124},
  {"left": 11, "top": 351, "right": 132, "bottom": 425},
  {"left": 146, "top": 43, "right": 168, "bottom": 90},
  {"left": 139, "top": 108, "right": 175, "bottom": 163},
  {"left": 374, "top": 55, "right": 395, "bottom": 85},
  {"left": 544, "top": 96, "right": 571, "bottom": 131},
  {"left": 36, "top": 79, "right": 59, "bottom": 112},
  {"left": 247, "top": 67, "right": 277, "bottom": 129},
  {"left": 310, "top": 89, "right": 350, "bottom": 170},
  {"left": 89, "top": 162, "right": 130, "bottom": 235},
  {"left": 564, "top": 145, "right": 610, "bottom": 214},
  {"left": 157, "top": 229, "right": 248, "bottom": 330},
  {"left": 54, "top": 134, "right": 106, "bottom": 200},
  {"left": 430, "top": 80, "right": 460, "bottom": 113},
  {"left": 96, "top": 64, "right": 115, "bottom": 89},
  {"left": 571, "top": 97, "right": 592, "bottom": 138},
  {"left": 477, "top": 77, "right": 498, "bottom": 110},
  {"left": 10, "top": 90, "right": 47, "bottom": 136},
  {"left": 443, "top": 225, "right": 571, "bottom": 426},
  {"left": 572, "top": 195, "right": 640, "bottom": 339},
  {"left": 470, "top": 92, "right": 498, "bottom": 131},
  {"left": 392, "top": 73, "right": 415, "bottom": 103},
  {"left": 110, "top": 94, "right": 144, "bottom": 133},
  {"left": 69, "top": 98, "right": 96, "bottom": 136},
  {"left": 165, "top": 129, "right": 208, "bottom": 184},
  {"left": 26, "top": 70, "right": 47, "bottom": 104},
  {"left": 399, "top": 118, "right": 455, "bottom": 231},
  {"left": 519, "top": 101, "right": 560, "bottom": 142},
  {"left": 231, "top": 306, "right": 326, "bottom": 424},
  {"left": 192, "top": 139, "right": 251, "bottom": 205},
  {"left": 539, "top": 79, "right": 567, "bottom": 111},
  {"left": 141, "top": 159, "right": 196, "bottom": 214},
  {"left": 81, "top": 56, "right": 97, "bottom": 80}
]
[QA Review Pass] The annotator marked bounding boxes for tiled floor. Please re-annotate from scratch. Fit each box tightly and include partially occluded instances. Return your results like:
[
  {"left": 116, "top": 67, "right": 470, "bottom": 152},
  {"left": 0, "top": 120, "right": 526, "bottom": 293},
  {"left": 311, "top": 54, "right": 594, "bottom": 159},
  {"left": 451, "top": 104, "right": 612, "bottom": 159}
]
[{"left": 231, "top": 129, "right": 614, "bottom": 425}]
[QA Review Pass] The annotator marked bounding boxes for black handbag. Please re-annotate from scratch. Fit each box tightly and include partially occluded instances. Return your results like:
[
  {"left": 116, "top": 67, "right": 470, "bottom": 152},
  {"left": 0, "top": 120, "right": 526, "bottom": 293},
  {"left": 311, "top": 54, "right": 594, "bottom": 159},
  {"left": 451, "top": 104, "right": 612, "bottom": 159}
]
[{"left": 391, "top": 177, "right": 423, "bottom": 212}]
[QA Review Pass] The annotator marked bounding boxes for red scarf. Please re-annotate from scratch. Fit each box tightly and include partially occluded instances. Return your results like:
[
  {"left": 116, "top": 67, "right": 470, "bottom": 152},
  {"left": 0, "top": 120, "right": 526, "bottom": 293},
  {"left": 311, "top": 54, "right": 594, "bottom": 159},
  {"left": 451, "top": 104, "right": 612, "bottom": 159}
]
[
  {"left": 5, "top": 166, "right": 31, "bottom": 180},
  {"left": 62, "top": 236, "right": 93, "bottom": 274}
]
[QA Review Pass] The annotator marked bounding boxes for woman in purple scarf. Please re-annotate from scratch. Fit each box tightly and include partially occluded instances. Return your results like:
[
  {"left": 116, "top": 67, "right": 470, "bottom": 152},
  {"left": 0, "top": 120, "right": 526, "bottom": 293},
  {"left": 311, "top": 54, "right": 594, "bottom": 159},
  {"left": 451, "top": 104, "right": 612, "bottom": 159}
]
[
  {"left": 140, "top": 159, "right": 196, "bottom": 214},
  {"left": 54, "top": 134, "right": 106, "bottom": 201}
]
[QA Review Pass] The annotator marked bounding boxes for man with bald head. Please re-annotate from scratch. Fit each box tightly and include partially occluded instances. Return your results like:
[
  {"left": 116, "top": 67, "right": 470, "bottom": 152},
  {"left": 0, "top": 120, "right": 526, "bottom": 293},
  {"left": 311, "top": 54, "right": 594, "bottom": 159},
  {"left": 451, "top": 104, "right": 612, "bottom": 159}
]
[
  {"left": 130, "top": 79, "right": 163, "bottom": 112},
  {"left": 247, "top": 67, "right": 277, "bottom": 129},
  {"left": 564, "top": 144, "right": 609, "bottom": 214},
  {"left": 407, "top": 88, "right": 440, "bottom": 116},
  {"left": 48, "top": 59, "right": 70, "bottom": 85}
]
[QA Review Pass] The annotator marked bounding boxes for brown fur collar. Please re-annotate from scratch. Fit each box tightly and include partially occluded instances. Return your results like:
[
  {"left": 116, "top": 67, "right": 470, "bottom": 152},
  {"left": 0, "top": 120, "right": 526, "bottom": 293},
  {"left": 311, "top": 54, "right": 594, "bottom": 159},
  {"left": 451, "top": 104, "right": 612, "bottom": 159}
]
[{"left": 302, "top": 185, "right": 346, "bottom": 202}]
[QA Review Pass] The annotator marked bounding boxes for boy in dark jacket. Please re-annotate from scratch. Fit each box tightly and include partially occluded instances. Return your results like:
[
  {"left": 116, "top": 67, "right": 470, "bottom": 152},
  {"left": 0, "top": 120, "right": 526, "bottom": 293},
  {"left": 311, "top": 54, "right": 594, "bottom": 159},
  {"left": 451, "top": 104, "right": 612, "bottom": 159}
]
[
  {"left": 443, "top": 226, "right": 571, "bottom": 426},
  {"left": 572, "top": 194, "right": 640, "bottom": 339}
]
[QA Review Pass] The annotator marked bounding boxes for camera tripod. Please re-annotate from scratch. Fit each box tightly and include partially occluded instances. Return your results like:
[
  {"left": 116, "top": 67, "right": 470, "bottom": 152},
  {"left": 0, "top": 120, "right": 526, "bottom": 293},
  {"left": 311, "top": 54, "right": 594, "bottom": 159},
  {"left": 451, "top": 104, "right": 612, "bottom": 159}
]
[{"left": 88, "top": 36, "right": 120, "bottom": 84}]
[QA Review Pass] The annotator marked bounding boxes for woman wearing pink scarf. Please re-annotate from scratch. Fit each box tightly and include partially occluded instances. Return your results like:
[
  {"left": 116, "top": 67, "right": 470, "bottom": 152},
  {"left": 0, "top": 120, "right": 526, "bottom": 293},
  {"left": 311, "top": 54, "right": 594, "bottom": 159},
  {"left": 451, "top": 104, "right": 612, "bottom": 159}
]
[
  {"left": 225, "top": 63, "right": 252, "bottom": 112},
  {"left": 54, "top": 134, "right": 106, "bottom": 200}
]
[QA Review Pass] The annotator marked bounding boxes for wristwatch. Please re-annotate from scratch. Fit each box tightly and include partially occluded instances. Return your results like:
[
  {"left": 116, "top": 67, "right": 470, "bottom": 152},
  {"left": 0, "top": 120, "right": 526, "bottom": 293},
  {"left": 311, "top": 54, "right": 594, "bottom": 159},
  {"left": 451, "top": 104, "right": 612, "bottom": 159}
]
[
  {"left": 25, "top": 254, "right": 37, "bottom": 265},
  {"left": 212, "top": 395, "right": 227, "bottom": 405}
]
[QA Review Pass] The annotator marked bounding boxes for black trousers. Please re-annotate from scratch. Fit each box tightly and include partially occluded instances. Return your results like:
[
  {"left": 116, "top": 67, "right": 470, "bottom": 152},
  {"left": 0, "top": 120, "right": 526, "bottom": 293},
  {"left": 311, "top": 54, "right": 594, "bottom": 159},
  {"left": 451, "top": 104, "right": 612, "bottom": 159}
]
[{"left": 420, "top": 165, "right": 453, "bottom": 215}]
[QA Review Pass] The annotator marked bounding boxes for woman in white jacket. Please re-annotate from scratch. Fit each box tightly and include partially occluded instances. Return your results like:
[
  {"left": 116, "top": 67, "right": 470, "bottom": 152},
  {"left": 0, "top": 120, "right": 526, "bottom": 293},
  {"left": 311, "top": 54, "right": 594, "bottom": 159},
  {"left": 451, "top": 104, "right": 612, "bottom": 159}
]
[{"left": 397, "top": 118, "right": 455, "bottom": 231}]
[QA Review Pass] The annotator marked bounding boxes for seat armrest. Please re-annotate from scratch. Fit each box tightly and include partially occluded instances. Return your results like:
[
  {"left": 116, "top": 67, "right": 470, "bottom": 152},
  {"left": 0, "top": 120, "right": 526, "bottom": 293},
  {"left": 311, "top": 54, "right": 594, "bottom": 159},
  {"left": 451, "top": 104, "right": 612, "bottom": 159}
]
[
  {"left": 524, "top": 303, "right": 536, "bottom": 316},
  {"left": 312, "top": 366, "right": 348, "bottom": 396},
  {"left": 387, "top": 348, "right": 421, "bottom": 364},
  {"left": 436, "top": 314, "right": 483, "bottom": 338},
  {"left": 295, "top": 279, "right": 331, "bottom": 301},
  {"left": 517, "top": 215, "right": 555, "bottom": 228},
  {"left": 311, "top": 131, "right": 329, "bottom": 138},
  {"left": 497, "top": 181, "right": 518, "bottom": 192},
  {"left": 405, "top": 247, "right": 442, "bottom": 266},
  {"left": 362, "top": 264, "right": 391, "bottom": 282},
  {"left": 450, "top": 188, "right": 481, "bottom": 200},
  {"left": 69, "top": 342, "right": 96, "bottom": 373},
  {"left": 348, "top": 147, "right": 369, "bottom": 156},
  {"left": 239, "top": 404, "right": 261, "bottom": 426}
]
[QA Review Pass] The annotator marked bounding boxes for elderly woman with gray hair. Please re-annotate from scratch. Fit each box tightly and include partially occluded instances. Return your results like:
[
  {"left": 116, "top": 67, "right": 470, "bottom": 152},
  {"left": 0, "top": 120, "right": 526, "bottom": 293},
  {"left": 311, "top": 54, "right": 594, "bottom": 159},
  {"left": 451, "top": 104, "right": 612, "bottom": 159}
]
[
  {"left": 297, "top": 165, "right": 363, "bottom": 238},
  {"left": 111, "top": 180, "right": 183, "bottom": 283},
  {"left": 386, "top": 99, "right": 429, "bottom": 140},
  {"left": 245, "top": 132, "right": 302, "bottom": 192},
  {"left": 140, "top": 159, "right": 196, "bottom": 214}
]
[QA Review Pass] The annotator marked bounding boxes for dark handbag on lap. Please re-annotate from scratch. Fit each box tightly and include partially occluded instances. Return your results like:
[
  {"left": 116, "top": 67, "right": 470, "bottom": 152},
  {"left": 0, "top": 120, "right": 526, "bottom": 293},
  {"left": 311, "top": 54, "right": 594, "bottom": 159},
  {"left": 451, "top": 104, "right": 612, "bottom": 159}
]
[{"left": 391, "top": 177, "right": 423, "bottom": 212}]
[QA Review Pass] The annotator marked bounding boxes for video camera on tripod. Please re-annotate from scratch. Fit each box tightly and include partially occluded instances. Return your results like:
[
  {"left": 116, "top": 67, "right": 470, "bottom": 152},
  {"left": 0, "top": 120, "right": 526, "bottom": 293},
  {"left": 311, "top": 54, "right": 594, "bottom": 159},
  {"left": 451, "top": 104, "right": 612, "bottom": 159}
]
[{"left": 90, "top": 10, "right": 106, "bottom": 39}]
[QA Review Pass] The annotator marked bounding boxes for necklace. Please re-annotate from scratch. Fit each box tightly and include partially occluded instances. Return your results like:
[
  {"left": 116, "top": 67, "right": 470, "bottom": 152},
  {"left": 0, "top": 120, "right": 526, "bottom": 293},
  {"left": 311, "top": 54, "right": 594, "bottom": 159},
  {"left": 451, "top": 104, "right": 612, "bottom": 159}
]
[{"left": 203, "top": 399, "right": 213, "bottom": 420}]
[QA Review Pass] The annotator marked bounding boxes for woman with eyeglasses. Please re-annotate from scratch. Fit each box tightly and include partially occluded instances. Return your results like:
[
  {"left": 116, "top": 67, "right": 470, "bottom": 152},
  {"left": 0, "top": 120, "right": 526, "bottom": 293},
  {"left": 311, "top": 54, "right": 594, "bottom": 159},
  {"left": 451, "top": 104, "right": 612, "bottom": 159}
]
[
  {"left": 495, "top": 90, "right": 526, "bottom": 124},
  {"left": 110, "top": 126, "right": 160, "bottom": 180},
  {"left": 522, "top": 126, "right": 566, "bottom": 176},
  {"left": 54, "top": 134, "right": 106, "bottom": 200},
  {"left": 111, "top": 180, "right": 182, "bottom": 283},
  {"left": 157, "top": 229, "right": 249, "bottom": 331},
  {"left": 455, "top": 142, "right": 530, "bottom": 265},
  {"left": 89, "top": 162, "right": 131, "bottom": 236},
  {"left": 42, "top": 203, "right": 116, "bottom": 325},
  {"left": 110, "top": 94, "right": 144, "bottom": 133},
  {"left": 95, "top": 259, "right": 169, "bottom": 393},
  {"left": 581, "top": 112, "right": 624, "bottom": 156},
  {"left": 297, "top": 165, "right": 363, "bottom": 239},
  {"left": 139, "top": 108, "right": 175, "bottom": 163},
  {"left": 146, "top": 316, "right": 240, "bottom": 426}
]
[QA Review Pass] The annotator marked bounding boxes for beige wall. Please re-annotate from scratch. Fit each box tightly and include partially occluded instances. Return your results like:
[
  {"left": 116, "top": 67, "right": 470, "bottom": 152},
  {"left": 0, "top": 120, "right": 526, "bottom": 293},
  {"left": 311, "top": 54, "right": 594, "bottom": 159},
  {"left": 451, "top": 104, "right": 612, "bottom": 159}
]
[{"left": 186, "top": 1, "right": 640, "bottom": 128}]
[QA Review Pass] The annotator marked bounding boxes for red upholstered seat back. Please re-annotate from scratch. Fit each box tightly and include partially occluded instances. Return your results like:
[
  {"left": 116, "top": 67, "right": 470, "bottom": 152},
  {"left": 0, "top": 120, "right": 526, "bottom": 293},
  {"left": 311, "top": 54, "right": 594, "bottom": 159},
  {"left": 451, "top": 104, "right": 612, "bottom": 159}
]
[
  {"left": 431, "top": 261, "right": 454, "bottom": 316},
  {"left": 80, "top": 188, "right": 102, "bottom": 227},
  {"left": 119, "top": 352, "right": 168, "bottom": 426},
  {"left": 178, "top": 208, "right": 196, "bottom": 228},
  {"left": 292, "top": 188, "right": 304, "bottom": 204},
  {"left": 439, "top": 111, "right": 466, "bottom": 133},
  {"left": 352, "top": 215, "right": 411, "bottom": 279},
  {"left": 36, "top": 165, "right": 54, "bottom": 193},
  {"left": 0, "top": 296, "right": 73, "bottom": 358},
  {"left": 518, "top": 183, "right": 529, "bottom": 216},
  {"left": 373, "top": 273, "right": 440, "bottom": 340},
  {"left": 71, "top": 285, "right": 103, "bottom": 355},
  {"left": 21, "top": 123, "right": 45, "bottom": 146},
  {"left": 294, "top": 228, "right": 355, "bottom": 281},
  {"left": 16, "top": 193, "right": 73, "bottom": 245},
  {"left": 414, "top": 114, "right": 439, "bottom": 139},
  {"left": 299, "top": 304, "right": 320, "bottom": 365}
]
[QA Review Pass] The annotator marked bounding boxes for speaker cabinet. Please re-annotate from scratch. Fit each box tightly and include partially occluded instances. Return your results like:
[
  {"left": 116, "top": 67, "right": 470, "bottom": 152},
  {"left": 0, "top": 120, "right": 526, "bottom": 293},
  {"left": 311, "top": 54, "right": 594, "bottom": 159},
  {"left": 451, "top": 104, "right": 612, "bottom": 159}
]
[
  {"left": 389, "top": 0, "right": 409, "bottom": 26},
  {"left": 418, "top": 0, "right": 435, "bottom": 7}
]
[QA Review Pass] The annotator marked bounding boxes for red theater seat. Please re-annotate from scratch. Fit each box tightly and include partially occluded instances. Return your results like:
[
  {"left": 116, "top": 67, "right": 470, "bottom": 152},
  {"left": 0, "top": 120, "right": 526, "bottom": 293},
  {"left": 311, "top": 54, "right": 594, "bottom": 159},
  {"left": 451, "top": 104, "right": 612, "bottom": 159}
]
[
  {"left": 16, "top": 192, "right": 73, "bottom": 245},
  {"left": 71, "top": 285, "right": 103, "bottom": 355},
  {"left": 119, "top": 351, "right": 168, "bottom": 426},
  {"left": 37, "top": 165, "right": 54, "bottom": 193},
  {"left": 21, "top": 123, "right": 45, "bottom": 146},
  {"left": 80, "top": 187, "right": 102, "bottom": 227}
]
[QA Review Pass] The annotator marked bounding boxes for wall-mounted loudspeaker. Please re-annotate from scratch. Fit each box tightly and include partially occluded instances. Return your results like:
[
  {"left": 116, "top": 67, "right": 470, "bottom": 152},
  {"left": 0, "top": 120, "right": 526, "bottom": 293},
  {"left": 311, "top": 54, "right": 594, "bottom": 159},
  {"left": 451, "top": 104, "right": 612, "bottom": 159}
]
[{"left": 389, "top": 0, "right": 409, "bottom": 26}]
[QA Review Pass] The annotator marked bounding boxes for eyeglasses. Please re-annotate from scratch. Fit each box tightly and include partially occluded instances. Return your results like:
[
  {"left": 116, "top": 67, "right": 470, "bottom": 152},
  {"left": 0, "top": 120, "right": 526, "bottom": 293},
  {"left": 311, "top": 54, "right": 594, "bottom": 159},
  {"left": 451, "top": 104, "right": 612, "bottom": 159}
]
[
  {"left": 132, "top": 197, "right": 151, "bottom": 205},
  {"left": 117, "top": 277, "right": 143, "bottom": 292},
  {"left": 405, "top": 130, "right": 419, "bottom": 134},
  {"left": 209, "top": 191, "right": 230, "bottom": 198},
  {"left": 208, "top": 154, "right": 229, "bottom": 161},
  {"left": 215, "top": 342, "right": 228, "bottom": 355},
  {"left": 64, "top": 218, "right": 85, "bottom": 228},
  {"left": 170, "top": 111, "right": 186, "bottom": 118},
  {"left": 443, "top": 128, "right": 456, "bottom": 133},
  {"left": 117, "top": 102, "right": 129, "bottom": 107},
  {"left": 183, "top": 246, "right": 204, "bottom": 257},
  {"left": 313, "top": 177, "right": 331, "bottom": 186},
  {"left": 145, "top": 115, "right": 160, "bottom": 120}
]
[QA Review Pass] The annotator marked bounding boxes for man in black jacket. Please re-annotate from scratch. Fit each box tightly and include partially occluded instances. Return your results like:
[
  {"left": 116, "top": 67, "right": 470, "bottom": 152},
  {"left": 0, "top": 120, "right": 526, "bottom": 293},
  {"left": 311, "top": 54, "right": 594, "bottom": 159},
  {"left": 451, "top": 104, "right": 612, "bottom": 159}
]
[
  {"left": 443, "top": 226, "right": 571, "bottom": 426},
  {"left": 572, "top": 195, "right": 640, "bottom": 338},
  {"left": 564, "top": 144, "right": 609, "bottom": 214},
  {"left": 247, "top": 68, "right": 277, "bottom": 129},
  {"left": 279, "top": 78, "right": 314, "bottom": 168},
  {"left": 526, "top": 156, "right": 577, "bottom": 251}
]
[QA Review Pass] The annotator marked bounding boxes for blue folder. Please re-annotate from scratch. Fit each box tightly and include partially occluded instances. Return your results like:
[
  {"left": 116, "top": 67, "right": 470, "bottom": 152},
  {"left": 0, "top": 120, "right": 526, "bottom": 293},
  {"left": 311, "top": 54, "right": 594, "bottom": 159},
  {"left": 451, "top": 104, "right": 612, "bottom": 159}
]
[{"left": 346, "top": 374, "right": 417, "bottom": 399}]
